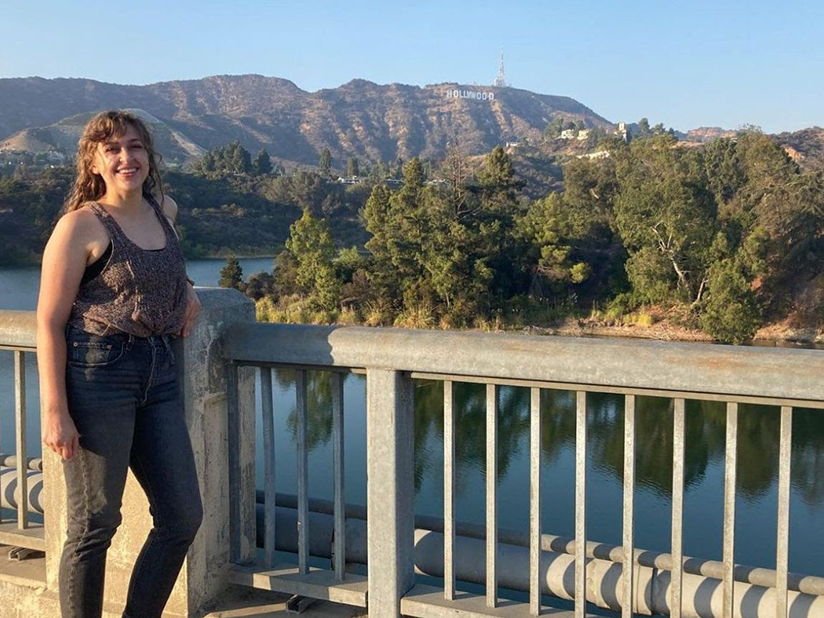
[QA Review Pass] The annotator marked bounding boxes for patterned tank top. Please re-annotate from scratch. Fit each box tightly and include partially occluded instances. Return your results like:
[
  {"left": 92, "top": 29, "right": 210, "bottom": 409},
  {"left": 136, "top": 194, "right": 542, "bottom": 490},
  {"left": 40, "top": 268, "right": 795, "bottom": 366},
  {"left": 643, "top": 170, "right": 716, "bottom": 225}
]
[{"left": 68, "top": 195, "right": 188, "bottom": 337}]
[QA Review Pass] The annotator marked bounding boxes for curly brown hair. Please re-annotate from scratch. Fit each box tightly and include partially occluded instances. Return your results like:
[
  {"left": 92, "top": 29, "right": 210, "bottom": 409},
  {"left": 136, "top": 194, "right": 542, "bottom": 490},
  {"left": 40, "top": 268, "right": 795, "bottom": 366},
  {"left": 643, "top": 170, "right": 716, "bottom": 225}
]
[{"left": 64, "top": 110, "right": 164, "bottom": 213}]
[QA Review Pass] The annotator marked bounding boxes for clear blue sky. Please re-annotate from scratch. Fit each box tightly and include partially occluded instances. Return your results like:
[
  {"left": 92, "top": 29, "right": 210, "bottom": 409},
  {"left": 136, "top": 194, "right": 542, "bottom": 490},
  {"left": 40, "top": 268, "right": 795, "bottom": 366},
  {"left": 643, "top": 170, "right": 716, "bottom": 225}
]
[{"left": 3, "top": 0, "right": 822, "bottom": 134}]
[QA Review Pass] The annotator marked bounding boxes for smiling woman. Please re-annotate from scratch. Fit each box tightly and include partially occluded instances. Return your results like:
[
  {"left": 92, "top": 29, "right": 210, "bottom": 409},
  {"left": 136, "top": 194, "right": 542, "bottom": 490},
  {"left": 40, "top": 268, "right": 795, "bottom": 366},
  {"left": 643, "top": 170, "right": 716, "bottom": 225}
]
[{"left": 36, "top": 110, "right": 202, "bottom": 618}]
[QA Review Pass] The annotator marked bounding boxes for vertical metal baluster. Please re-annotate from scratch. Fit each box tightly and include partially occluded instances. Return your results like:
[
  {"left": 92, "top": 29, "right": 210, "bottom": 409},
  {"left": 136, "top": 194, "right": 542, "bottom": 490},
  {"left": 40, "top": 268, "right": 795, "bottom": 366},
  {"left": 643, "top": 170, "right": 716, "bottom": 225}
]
[
  {"left": 671, "top": 399, "right": 686, "bottom": 618},
  {"left": 486, "top": 383, "right": 498, "bottom": 608},
  {"left": 723, "top": 402, "right": 739, "bottom": 618},
  {"left": 226, "top": 362, "right": 241, "bottom": 562},
  {"left": 260, "top": 367, "right": 276, "bottom": 567},
  {"left": 622, "top": 395, "right": 636, "bottom": 618},
  {"left": 444, "top": 380, "right": 456, "bottom": 600},
  {"left": 332, "top": 372, "right": 346, "bottom": 581},
  {"left": 775, "top": 406, "right": 793, "bottom": 618},
  {"left": 14, "top": 352, "right": 28, "bottom": 528},
  {"left": 530, "top": 387, "right": 542, "bottom": 616},
  {"left": 575, "top": 391, "right": 587, "bottom": 618},
  {"left": 296, "top": 370, "right": 309, "bottom": 574}
]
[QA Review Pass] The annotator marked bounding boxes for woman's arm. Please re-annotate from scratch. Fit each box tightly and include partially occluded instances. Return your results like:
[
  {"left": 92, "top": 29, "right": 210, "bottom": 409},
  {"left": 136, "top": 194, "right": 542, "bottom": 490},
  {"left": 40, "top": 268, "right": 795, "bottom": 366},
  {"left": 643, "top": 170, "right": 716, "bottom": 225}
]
[
  {"left": 37, "top": 212, "right": 92, "bottom": 460},
  {"left": 160, "top": 194, "right": 200, "bottom": 337}
]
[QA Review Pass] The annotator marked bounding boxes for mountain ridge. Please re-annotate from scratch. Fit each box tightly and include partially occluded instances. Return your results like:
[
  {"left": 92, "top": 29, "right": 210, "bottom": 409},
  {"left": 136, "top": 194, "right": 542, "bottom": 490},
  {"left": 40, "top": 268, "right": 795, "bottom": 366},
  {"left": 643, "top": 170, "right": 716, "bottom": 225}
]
[{"left": 0, "top": 74, "right": 612, "bottom": 165}]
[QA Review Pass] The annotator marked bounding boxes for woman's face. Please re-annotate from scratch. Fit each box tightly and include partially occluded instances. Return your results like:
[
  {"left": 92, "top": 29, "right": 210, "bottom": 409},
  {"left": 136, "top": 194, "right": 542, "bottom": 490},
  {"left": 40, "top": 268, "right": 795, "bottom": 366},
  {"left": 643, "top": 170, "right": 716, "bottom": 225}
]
[{"left": 90, "top": 124, "right": 150, "bottom": 195}]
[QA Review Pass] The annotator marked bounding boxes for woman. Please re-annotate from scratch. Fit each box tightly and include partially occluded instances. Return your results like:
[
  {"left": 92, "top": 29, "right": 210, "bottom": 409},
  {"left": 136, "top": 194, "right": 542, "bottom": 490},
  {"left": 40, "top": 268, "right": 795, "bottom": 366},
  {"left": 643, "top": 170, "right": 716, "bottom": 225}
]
[{"left": 37, "top": 110, "right": 203, "bottom": 618}]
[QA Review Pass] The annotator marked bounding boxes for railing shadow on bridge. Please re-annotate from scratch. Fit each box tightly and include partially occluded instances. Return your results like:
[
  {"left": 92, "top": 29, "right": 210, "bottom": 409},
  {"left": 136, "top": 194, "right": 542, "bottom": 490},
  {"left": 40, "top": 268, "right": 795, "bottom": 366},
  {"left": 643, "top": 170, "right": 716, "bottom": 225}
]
[{"left": 0, "top": 287, "right": 822, "bottom": 618}]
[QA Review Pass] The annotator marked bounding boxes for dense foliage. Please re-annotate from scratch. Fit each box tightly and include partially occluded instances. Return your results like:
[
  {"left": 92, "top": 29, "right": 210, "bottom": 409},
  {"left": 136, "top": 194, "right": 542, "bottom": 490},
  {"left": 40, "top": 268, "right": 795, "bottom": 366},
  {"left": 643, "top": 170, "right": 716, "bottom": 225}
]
[
  {"left": 3, "top": 132, "right": 821, "bottom": 343},
  {"left": 257, "top": 133, "right": 822, "bottom": 343}
]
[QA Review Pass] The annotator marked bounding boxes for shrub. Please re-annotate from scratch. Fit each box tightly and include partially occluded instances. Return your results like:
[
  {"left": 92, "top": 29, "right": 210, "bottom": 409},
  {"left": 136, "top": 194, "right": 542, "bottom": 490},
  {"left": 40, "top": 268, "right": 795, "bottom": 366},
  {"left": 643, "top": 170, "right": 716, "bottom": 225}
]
[{"left": 699, "top": 260, "right": 762, "bottom": 344}]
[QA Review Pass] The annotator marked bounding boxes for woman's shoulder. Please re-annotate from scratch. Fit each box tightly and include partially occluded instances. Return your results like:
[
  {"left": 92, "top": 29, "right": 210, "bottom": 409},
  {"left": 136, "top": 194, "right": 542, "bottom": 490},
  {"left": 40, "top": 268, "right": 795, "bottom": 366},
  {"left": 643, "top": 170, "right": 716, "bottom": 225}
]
[
  {"left": 56, "top": 205, "right": 107, "bottom": 243},
  {"left": 158, "top": 194, "right": 178, "bottom": 222},
  {"left": 59, "top": 204, "right": 96, "bottom": 229}
]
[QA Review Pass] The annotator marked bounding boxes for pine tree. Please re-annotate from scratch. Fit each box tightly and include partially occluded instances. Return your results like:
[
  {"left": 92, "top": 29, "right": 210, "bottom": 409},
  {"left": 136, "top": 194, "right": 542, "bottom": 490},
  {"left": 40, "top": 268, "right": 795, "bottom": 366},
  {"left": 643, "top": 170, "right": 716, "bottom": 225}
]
[
  {"left": 253, "top": 149, "right": 273, "bottom": 176},
  {"left": 285, "top": 211, "right": 340, "bottom": 310},
  {"left": 219, "top": 256, "right": 244, "bottom": 290},
  {"left": 229, "top": 141, "right": 252, "bottom": 174},
  {"left": 346, "top": 156, "right": 359, "bottom": 178},
  {"left": 319, "top": 148, "right": 332, "bottom": 177}
]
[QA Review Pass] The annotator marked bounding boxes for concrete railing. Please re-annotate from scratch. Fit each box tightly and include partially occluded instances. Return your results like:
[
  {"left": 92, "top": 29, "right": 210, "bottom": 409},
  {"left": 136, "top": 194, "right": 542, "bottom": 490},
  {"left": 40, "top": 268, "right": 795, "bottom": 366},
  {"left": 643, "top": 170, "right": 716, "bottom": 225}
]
[
  {"left": 0, "top": 289, "right": 256, "bottom": 616},
  {"left": 222, "top": 319, "right": 824, "bottom": 618},
  {"left": 1, "top": 288, "right": 823, "bottom": 618}
]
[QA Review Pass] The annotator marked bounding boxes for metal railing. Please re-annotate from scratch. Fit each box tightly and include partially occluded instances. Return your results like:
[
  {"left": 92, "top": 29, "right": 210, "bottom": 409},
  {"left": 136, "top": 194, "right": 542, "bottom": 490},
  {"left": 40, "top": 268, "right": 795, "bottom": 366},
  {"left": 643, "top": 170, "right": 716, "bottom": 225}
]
[
  {"left": 1, "top": 308, "right": 821, "bottom": 618},
  {"left": 223, "top": 323, "right": 824, "bottom": 618},
  {"left": 0, "top": 310, "right": 45, "bottom": 553}
]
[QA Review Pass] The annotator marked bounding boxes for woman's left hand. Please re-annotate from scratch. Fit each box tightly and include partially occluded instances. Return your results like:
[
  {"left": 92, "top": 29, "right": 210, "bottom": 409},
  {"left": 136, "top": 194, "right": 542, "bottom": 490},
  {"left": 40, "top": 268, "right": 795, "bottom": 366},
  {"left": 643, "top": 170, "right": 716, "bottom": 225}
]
[{"left": 180, "top": 282, "right": 201, "bottom": 337}]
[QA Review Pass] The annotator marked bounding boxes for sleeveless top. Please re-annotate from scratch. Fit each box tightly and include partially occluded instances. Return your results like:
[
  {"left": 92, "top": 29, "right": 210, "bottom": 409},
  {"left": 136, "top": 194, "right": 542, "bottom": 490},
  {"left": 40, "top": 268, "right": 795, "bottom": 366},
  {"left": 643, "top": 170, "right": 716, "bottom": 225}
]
[{"left": 68, "top": 196, "right": 188, "bottom": 337}]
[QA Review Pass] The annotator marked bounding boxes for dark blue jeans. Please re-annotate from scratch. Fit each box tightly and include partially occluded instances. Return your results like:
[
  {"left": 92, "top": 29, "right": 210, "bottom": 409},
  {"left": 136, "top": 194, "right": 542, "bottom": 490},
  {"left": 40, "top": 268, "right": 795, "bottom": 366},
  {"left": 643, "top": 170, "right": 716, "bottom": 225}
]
[{"left": 61, "top": 327, "right": 203, "bottom": 618}]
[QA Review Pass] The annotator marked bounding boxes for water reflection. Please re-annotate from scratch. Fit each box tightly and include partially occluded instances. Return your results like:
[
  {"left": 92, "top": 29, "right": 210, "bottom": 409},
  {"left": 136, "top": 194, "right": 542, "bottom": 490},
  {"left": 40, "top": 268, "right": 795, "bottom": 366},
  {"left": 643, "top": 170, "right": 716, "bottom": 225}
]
[
  {"left": 413, "top": 384, "right": 807, "bottom": 503},
  {"left": 275, "top": 369, "right": 334, "bottom": 451},
  {"left": 274, "top": 371, "right": 823, "bottom": 504},
  {"left": 268, "top": 370, "right": 824, "bottom": 576},
  {"left": 792, "top": 410, "right": 824, "bottom": 507}
]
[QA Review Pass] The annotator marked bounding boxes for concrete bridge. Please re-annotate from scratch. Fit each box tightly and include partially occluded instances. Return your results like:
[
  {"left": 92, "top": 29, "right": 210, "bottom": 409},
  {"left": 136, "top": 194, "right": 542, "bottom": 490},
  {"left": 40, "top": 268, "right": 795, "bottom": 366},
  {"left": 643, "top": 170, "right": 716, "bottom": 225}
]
[{"left": 0, "top": 288, "right": 822, "bottom": 618}]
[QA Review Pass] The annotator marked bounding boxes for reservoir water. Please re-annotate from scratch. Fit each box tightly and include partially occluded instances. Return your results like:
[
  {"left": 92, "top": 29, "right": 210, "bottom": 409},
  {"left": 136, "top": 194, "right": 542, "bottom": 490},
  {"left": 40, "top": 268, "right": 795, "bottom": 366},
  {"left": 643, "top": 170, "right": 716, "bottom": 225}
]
[{"left": 1, "top": 261, "right": 822, "bottom": 579}]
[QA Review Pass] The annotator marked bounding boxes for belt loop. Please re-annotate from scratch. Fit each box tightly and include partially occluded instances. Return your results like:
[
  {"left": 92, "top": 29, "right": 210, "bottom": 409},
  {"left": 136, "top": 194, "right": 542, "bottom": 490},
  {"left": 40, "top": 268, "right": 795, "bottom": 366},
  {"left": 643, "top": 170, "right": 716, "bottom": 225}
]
[{"left": 126, "top": 333, "right": 134, "bottom": 351}]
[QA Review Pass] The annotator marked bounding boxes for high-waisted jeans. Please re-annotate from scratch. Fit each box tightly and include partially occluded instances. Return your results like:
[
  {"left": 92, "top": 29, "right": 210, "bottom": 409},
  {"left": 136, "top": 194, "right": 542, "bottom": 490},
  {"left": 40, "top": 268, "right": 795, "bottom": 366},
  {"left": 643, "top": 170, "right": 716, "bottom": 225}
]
[{"left": 60, "top": 326, "right": 203, "bottom": 618}]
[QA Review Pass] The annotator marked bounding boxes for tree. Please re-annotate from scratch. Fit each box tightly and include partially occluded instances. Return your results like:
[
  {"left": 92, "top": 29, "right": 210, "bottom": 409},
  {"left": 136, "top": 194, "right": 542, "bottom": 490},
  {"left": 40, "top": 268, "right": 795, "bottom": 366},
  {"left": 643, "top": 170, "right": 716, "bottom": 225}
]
[
  {"left": 201, "top": 152, "right": 216, "bottom": 173},
  {"left": 699, "top": 259, "right": 762, "bottom": 343},
  {"left": 637, "top": 118, "right": 651, "bottom": 139},
  {"left": 253, "top": 149, "right": 273, "bottom": 176},
  {"left": 518, "top": 193, "right": 583, "bottom": 292},
  {"left": 346, "top": 156, "right": 360, "bottom": 178},
  {"left": 362, "top": 151, "right": 527, "bottom": 324},
  {"left": 703, "top": 138, "right": 746, "bottom": 205},
  {"left": 219, "top": 256, "right": 244, "bottom": 290},
  {"left": 319, "top": 148, "right": 332, "bottom": 177},
  {"left": 585, "top": 127, "right": 608, "bottom": 150},
  {"left": 543, "top": 116, "right": 566, "bottom": 140},
  {"left": 613, "top": 135, "right": 718, "bottom": 305},
  {"left": 285, "top": 211, "right": 340, "bottom": 310},
  {"left": 244, "top": 271, "right": 276, "bottom": 300},
  {"left": 229, "top": 141, "right": 252, "bottom": 174}
]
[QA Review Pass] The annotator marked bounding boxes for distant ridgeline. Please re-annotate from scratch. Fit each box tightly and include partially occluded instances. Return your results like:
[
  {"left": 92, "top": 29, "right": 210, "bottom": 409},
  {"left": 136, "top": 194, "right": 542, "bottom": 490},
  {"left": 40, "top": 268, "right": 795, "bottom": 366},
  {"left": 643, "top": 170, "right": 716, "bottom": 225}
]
[{"left": 0, "top": 75, "right": 612, "bottom": 167}]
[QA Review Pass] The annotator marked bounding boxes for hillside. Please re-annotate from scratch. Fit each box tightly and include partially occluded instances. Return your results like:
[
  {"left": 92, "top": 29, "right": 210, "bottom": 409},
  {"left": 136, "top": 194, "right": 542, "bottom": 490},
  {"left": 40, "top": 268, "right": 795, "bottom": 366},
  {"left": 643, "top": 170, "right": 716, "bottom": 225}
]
[
  {"left": 0, "top": 109, "right": 206, "bottom": 164},
  {"left": 775, "top": 126, "right": 824, "bottom": 170},
  {"left": 0, "top": 75, "right": 611, "bottom": 166}
]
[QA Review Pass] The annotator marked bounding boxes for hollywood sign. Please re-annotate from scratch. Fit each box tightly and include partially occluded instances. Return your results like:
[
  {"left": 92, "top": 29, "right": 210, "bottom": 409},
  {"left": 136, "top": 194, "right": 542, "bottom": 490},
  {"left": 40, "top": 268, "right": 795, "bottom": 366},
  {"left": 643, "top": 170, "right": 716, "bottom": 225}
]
[{"left": 446, "top": 89, "right": 495, "bottom": 101}]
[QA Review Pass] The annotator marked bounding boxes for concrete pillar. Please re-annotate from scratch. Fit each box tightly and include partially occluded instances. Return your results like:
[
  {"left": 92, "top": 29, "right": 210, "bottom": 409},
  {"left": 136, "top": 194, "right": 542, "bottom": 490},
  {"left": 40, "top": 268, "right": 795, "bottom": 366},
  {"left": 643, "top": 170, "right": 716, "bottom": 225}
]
[
  {"left": 366, "top": 368, "right": 415, "bottom": 618},
  {"left": 43, "top": 287, "right": 256, "bottom": 617}
]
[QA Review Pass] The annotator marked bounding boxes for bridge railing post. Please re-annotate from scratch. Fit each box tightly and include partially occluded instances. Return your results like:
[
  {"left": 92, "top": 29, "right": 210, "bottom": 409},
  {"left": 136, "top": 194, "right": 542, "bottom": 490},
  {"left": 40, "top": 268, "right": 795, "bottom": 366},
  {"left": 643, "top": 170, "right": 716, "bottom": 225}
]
[
  {"left": 366, "top": 368, "right": 416, "bottom": 618},
  {"left": 177, "top": 288, "right": 257, "bottom": 614}
]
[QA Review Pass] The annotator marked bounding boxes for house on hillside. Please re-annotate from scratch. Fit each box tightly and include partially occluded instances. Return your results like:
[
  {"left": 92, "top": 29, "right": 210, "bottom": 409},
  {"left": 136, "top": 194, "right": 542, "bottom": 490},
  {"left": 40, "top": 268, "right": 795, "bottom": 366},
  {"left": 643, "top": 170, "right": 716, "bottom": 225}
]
[{"left": 336, "top": 175, "right": 366, "bottom": 185}]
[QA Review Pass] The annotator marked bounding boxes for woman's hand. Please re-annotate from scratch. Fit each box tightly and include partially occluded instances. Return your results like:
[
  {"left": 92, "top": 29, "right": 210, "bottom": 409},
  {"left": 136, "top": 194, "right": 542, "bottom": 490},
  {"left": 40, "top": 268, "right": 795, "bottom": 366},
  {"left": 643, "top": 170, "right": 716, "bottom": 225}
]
[
  {"left": 43, "top": 411, "right": 80, "bottom": 461},
  {"left": 180, "top": 282, "right": 201, "bottom": 337}
]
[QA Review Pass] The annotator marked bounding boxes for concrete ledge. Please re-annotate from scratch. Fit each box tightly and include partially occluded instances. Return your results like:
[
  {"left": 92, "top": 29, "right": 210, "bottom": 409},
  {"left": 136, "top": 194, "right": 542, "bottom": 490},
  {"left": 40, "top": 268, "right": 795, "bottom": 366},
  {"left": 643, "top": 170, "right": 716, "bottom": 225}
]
[
  {"left": 203, "top": 583, "right": 366, "bottom": 618},
  {"left": 229, "top": 564, "right": 368, "bottom": 608},
  {"left": 0, "top": 545, "right": 45, "bottom": 590},
  {"left": 401, "top": 584, "right": 574, "bottom": 618}
]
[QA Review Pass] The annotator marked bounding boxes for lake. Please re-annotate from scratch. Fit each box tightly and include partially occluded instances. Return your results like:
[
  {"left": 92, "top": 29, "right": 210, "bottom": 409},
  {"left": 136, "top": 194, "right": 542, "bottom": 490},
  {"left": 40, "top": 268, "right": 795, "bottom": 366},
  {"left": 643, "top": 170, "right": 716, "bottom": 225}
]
[{"left": 1, "top": 261, "right": 822, "bottom": 579}]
